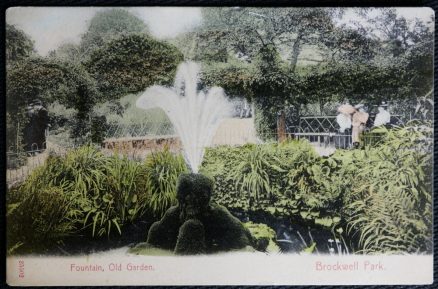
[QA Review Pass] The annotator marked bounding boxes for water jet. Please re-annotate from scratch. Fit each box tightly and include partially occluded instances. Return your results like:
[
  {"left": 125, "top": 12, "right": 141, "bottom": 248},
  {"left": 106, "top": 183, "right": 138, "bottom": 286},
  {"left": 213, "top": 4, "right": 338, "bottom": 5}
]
[{"left": 136, "top": 62, "right": 233, "bottom": 172}]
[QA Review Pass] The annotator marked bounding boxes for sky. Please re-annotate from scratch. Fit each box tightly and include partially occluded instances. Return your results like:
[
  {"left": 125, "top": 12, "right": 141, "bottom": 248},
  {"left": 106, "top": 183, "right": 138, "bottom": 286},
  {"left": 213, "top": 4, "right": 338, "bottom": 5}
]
[
  {"left": 6, "top": 7, "right": 434, "bottom": 56},
  {"left": 6, "top": 7, "right": 203, "bottom": 55}
]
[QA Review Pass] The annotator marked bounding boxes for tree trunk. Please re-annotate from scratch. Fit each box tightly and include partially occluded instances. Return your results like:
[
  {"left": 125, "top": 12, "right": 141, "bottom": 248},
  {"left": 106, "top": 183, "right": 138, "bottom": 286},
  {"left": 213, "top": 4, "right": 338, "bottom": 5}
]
[
  {"left": 277, "top": 110, "right": 286, "bottom": 142},
  {"left": 290, "top": 31, "right": 304, "bottom": 72}
]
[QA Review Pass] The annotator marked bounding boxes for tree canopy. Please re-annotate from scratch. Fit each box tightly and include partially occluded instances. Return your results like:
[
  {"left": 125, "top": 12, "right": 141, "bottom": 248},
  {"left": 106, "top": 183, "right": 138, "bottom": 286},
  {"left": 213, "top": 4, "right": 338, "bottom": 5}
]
[
  {"left": 7, "top": 57, "right": 99, "bottom": 145},
  {"left": 85, "top": 34, "right": 183, "bottom": 99},
  {"left": 6, "top": 24, "right": 35, "bottom": 64},
  {"left": 192, "top": 8, "right": 433, "bottom": 105},
  {"left": 80, "top": 9, "right": 149, "bottom": 57},
  {"left": 7, "top": 57, "right": 97, "bottom": 112},
  {"left": 6, "top": 7, "right": 434, "bottom": 146}
]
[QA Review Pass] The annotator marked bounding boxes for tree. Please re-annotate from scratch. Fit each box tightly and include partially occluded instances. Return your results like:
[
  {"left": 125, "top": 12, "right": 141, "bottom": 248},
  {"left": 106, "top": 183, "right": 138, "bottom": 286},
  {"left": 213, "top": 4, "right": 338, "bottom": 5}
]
[
  {"left": 6, "top": 24, "right": 35, "bottom": 64},
  {"left": 182, "top": 8, "right": 433, "bottom": 136},
  {"left": 201, "top": 61, "right": 253, "bottom": 98},
  {"left": 173, "top": 30, "right": 229, "bottom": 63},
  {"left": 7, "top": 57, "right": 98, "bottom": 149},
  {"left": 197, "top": 8, "right": 341, "bottom": 70},
  {"left": 80, "top": 9, "right": 149, "bottom": 58},
  {"left": 85, "top": 34, "right": 183, "bottom": 99},
  {"left": 320, "top": 25, "right": 379, "bottom": 63},
  {"left": 50, "top": 42, "right": 82, "bottom": 63}
]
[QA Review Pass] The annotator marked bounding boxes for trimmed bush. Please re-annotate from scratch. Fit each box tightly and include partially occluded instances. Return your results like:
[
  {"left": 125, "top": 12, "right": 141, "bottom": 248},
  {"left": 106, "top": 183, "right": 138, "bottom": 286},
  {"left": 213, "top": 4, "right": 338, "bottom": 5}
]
[
  {"left": 175, "top": 219, "right": 207, "bottom": 255},
  {"left": 145, "top": 173, "right": 254, "bottom": 254}
]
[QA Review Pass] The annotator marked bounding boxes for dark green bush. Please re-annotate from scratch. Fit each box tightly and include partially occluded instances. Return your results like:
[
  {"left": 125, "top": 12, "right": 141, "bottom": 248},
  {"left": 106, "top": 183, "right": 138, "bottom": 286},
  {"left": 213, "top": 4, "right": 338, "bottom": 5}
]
[{"left": 174, "top": 219, "right": 207, "bottom": 255}]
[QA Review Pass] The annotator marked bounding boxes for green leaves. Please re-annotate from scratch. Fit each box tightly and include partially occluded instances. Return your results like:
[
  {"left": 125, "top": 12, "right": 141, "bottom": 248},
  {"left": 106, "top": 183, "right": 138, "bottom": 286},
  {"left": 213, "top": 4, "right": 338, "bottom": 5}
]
[
  {"left": 343, "top": 123, "right": 432, "bottom": 254},
  {"left": 7, "top": 145, "right": 153, "bottom": 251},
  {"left": 201, "top": 123, "right": 432, "bottom": 254},
  {"left": 85, "top": 34, "right": 183, "bottom": 99},
  {"left": 6, "top": 24, "right": 35, "bottom": 64},
  {"left": 144, "top": 147, "right": 188, "bottom": 217}
]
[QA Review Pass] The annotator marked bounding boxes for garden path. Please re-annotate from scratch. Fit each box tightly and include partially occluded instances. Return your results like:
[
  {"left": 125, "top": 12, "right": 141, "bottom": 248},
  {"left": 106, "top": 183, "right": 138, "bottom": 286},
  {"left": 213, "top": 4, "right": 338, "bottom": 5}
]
[{"left": 211, "top": 118, "right": 257, "bottom": 146}]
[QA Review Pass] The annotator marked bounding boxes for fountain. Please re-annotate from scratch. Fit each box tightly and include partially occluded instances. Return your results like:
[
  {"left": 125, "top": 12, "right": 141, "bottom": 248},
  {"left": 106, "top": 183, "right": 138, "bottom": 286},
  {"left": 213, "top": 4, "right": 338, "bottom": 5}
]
[{"left": 136, "top": 62, "right": 233, "bottom": 172}]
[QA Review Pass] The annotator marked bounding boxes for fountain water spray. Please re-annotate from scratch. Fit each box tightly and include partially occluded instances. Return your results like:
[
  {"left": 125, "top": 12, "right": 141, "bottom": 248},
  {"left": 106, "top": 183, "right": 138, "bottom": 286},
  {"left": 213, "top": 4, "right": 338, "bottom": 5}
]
[{"left": 136, "top": 62, "right": 233, "bottom": 173}]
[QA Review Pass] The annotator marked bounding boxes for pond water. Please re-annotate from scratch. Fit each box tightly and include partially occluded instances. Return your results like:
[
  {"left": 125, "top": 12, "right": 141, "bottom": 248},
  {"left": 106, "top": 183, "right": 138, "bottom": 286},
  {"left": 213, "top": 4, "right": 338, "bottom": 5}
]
[
  {"left": 35, "top": 208, "right": 350, "bottom": 257},
  {"left": 232, "top": 210, "right": 351, "bottom": 255}
]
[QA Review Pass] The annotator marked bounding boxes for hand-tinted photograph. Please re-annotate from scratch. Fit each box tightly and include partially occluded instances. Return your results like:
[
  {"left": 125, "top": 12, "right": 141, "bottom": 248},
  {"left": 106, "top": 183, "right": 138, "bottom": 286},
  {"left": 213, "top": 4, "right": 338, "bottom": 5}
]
[{"left": 6, "top": 7, "right": 434, "bottom": 285}]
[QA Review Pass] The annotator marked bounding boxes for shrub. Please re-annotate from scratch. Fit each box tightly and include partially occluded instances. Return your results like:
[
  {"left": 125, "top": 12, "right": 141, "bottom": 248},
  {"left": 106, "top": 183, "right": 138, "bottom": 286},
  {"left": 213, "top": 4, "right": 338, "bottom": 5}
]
[
  {"left": 234, "top": 145, "right": 283, "bottom": 201},
  {"left": 7, "top": 146, "right": 151, "bottom": 253},
  {"left": 7, "top": 184, "right": 78, "bottom": 254},
  {"left": 343, "top": 124, "right": 432, "bottom": 254},
  {"left": 201, "top": 140, "right": 340, "bottom": 227},
  {"left": 200, "top": 144, "right": 254, "bottom": 211},
  {"left": 174, "top": 219, "right": 207, "bottom": 255},
  {"left": 200, "top": 125, "right": 432, "bottom": 254},
  {"left": 144, "top": 148, "right": 188, "bottom": 217}
]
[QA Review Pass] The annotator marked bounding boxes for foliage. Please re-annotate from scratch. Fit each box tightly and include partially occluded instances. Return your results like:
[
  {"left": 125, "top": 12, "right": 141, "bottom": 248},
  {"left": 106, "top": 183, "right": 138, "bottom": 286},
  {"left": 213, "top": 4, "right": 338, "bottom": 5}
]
[
  {"left": 51, "top": 43, "right": 82, "bottom": 63},
  {"left": 6, "top": 24, "right": 35, "bottom": 64},
  {"left": 198, "top": 8, "right": 340, "bottom": 68},
  {"left": 85, "top": 34, "right": 183, "bottom": 100},
  {"left": 146, "top": 201, "right": 254, "bottom": 254},
  {"left": 7, "top": 146, "right": 151, "bottom": 253},
  {"left": 244, "top": 222, "right": 279, "bottom": 252},
  {"left": 174, "top": 219, "right": 207, "bottom": 255},
  {"left": 201, "top": 140, "right": 338, "bottom": 225},
  {"left": 200, "top": 144, "right": 255, "bottom": 211},
  {"left": 144, "top": 148, "right": 188, "bottom": 217},
  {"left": 299, "top": 59, "right": 432, "bottom": 105},
  {"left": 201, "top": 125, "right": 432, "bottom": 254},
  {"left": 7, "top": 58, "right": 98, "bottom": 113},
  {"left": 233, "top": 144, "right": 285, "bottom": 201},
  {"left": 201, "top": 61, "right": 254, "bottom": 98},
  {"left": 343, "top": 124, "right": 432, "bottom": 254},
  {"left": 9, "top": 186, "right": 80, "bottom": 255},
  {"left": 184, "top": 8, "right": 433, "bottom": 134},
  {"left": 80, "top": 8, "right": 149, "bottom": 59},
  {"left": 7, "top": 57, "right": 99, "bottom": 149}
]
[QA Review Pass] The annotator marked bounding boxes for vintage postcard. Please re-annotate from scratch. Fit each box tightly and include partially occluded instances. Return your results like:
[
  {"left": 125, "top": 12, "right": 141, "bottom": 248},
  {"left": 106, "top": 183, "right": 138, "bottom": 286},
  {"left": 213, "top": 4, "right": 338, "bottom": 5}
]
[{"left": 6, "top": 6, "right": 434, "bottom": 285}]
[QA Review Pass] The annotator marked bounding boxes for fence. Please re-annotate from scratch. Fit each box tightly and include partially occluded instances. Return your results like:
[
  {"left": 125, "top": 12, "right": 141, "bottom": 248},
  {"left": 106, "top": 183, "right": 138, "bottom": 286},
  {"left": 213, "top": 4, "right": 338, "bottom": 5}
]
[
  {"left": 6, "top": 141, "right": 77, "bottom": 187},
  {"left": 105, "top": 123, "right": 174, "bottom": 139},
  {"left": 7, "top": 146, "right": 47, "bottom": 187},
  {"left": 284, "top": 114, "right": 406, "bottom": 149}
]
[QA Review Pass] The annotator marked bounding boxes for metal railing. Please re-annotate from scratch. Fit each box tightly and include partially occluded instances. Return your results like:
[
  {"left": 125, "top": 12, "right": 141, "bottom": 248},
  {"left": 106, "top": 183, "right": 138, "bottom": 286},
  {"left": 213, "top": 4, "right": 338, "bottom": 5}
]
[
  {"left": 6, "top": 141, "right": 78, "bottom": 187},
  {"left": 7, "top": 144, "right": 47, "bottom": 187},
  {"left": 284, "top": 114, "right": 407, "bottom": 149}
]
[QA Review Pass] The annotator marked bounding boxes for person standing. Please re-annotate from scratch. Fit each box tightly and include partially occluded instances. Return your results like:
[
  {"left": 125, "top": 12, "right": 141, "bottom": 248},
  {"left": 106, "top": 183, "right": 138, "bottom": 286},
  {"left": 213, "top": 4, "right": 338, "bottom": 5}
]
[
  {"left": 351, "top": 104, "right": 369, "bottom": 147},
  {"left": 336, "top": 102, "right": 355, "bottom": 148}
]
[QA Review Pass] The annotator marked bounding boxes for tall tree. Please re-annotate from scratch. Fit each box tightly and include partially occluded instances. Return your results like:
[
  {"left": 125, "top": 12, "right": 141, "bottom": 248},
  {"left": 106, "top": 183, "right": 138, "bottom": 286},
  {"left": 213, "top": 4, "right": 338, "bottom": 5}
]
[
  {"left": 197, "top": 8, "right": 341, "bottom": 71},
  {"left": 7, "top": 57, "right": 99, "bottom": 148},
  {"left": 6, "top": 24, "right": 35, "bottom": 64},
  {"left": 85, "top": 34, "right": 183, "bottom": 100},
  {"left": 50, "top": 42, "right": 82, "bottom": 63},
  {"left": 80, "top": 9, "right": 149, "bottom": 58}
]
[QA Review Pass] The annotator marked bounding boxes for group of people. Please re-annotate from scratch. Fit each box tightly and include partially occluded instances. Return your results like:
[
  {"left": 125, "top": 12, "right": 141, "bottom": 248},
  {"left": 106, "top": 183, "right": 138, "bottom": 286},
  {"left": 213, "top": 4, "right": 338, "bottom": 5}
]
[{"left": 336, "top": 102, "right": 391, "bottom": 147}]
